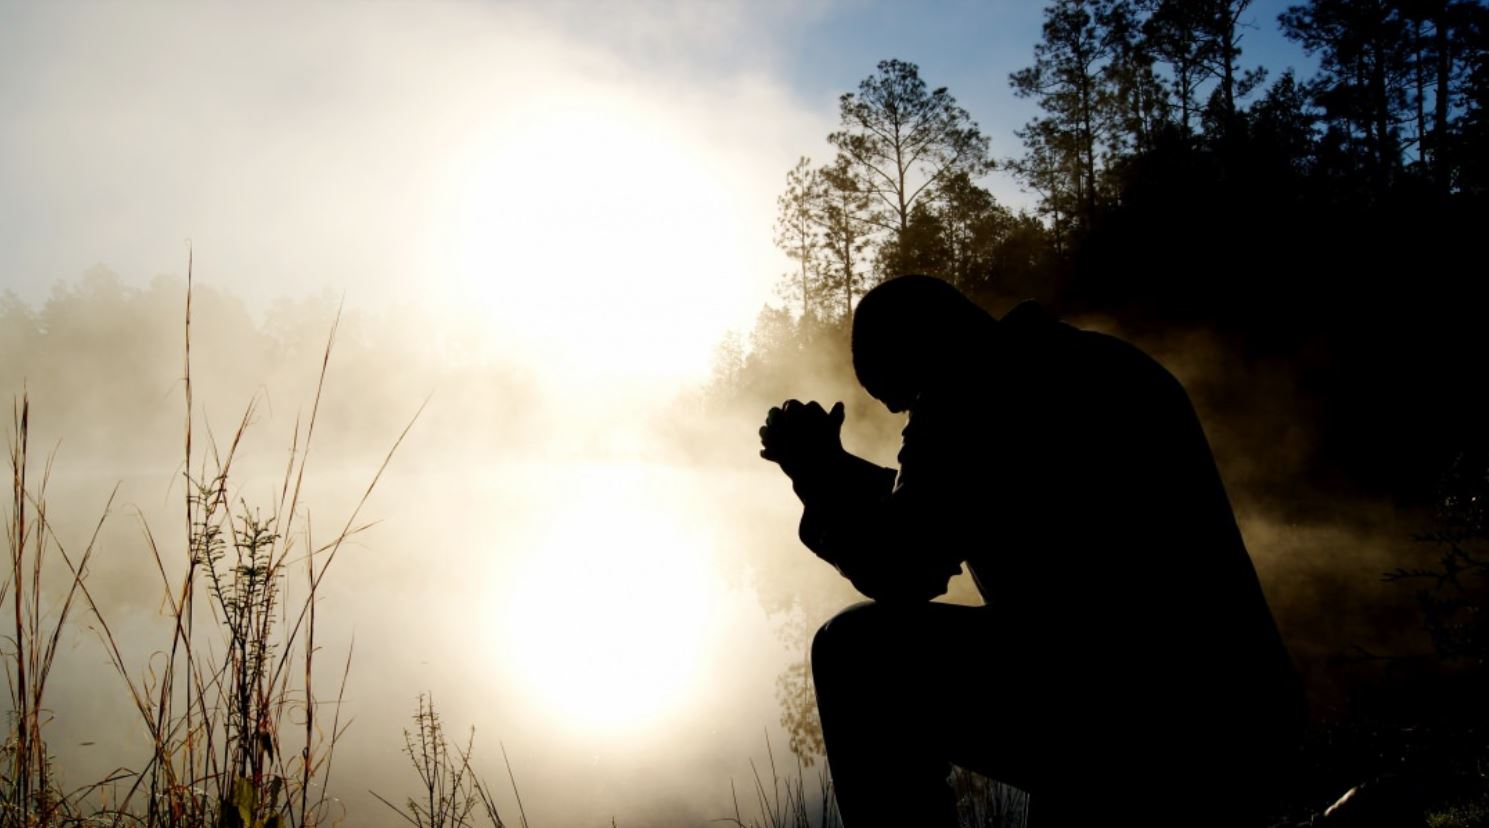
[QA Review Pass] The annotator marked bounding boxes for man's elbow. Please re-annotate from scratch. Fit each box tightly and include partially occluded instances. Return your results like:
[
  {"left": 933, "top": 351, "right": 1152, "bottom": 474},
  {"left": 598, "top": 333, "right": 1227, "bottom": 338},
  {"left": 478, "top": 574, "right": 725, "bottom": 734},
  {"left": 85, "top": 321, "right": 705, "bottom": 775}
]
[{"left": 846, "top": 567, "right": 951, "bottom": 604}]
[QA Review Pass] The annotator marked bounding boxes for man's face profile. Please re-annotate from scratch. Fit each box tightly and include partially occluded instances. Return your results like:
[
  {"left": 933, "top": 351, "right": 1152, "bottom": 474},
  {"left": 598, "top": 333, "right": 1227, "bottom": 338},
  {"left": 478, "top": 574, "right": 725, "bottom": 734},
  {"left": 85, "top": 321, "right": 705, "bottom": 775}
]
[
  {"left": 852, "top": 275, "right": 995, "bottom": 414},
  {"left": 861, "top": 346, "right": 919, "bottom": 414}
]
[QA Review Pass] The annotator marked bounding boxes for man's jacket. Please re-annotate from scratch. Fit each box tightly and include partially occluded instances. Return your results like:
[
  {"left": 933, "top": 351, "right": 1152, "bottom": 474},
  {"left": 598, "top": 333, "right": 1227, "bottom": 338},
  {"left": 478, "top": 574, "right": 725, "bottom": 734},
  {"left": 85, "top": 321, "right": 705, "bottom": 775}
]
[{"left": 793, "top": 300, "right": 1304, "bottom": 758}]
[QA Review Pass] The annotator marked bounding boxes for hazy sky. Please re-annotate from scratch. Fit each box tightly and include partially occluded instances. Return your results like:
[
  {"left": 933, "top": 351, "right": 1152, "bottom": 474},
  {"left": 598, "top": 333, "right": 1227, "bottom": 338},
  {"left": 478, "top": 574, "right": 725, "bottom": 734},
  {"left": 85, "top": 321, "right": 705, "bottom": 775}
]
[{"left": 0, "top": 0, "right": 1311, "bottom": 385}]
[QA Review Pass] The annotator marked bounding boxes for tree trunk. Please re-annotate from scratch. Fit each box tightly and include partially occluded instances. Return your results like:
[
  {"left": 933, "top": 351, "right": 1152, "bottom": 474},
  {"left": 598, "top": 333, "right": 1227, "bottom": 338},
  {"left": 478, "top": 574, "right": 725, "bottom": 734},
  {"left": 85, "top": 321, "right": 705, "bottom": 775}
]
[
  {"left": 1219, "top": 3, "right": 1237, "bottom": 134},
  {"left": 800, "top": 252, "right": 808, "bottom": 318},
  {"left": 1416, "top": 18, "right": 1427, "bottom": 168},
  {"left": 1434, "top": 5, "right": 1452, "bottom": 190},
  {"left": 1180, "top": 65, "right": 1192, "bottom": 134},
  {"left": 1079, "top": 68, "right": 1098, "bottom": 227},
  {"left": 844, "top": 237, "right": 854, "bottom": 318},
  {"left": 1371, "top": 35, "right": 1396, "bottom": 190},
  {"left": 1222, "top": 51, "right": 1236, "bottom": 128}
]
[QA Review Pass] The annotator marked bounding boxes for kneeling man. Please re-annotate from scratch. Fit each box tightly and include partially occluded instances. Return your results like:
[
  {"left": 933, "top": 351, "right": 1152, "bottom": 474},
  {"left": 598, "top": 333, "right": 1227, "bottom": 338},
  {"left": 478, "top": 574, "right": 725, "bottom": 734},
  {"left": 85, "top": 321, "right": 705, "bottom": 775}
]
[{"left": 758, "top": 276, "right": 1304, "bottom": 827}]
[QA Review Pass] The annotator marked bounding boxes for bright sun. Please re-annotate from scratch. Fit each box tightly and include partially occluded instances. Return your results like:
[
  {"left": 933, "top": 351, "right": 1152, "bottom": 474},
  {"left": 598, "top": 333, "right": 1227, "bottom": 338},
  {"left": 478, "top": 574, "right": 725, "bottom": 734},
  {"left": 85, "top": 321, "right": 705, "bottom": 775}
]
[
  {"left": 502, "top": 465, "right": 721, "bottom": 734},
  {"left": 444, "top": 92, "right": 763, "bottom": 388},
  {"left": 451, "top": 83, "right": 754, "bottom": 734}
]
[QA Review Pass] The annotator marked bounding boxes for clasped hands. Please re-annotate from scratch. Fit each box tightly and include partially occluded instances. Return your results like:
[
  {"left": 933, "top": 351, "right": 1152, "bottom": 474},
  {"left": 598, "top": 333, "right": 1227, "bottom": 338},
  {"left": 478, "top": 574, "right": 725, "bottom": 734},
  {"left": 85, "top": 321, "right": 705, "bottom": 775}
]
[{"left": 759, "top": 399, "right": 846, "bottom": 481}]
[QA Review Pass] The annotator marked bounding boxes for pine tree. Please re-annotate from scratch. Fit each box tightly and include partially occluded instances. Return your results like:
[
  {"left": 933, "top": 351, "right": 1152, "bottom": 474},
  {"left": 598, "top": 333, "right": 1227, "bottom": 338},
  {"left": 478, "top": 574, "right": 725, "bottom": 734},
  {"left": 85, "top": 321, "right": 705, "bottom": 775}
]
[{"left": 829, "top": 59, "right": 993, "bottom": 280}]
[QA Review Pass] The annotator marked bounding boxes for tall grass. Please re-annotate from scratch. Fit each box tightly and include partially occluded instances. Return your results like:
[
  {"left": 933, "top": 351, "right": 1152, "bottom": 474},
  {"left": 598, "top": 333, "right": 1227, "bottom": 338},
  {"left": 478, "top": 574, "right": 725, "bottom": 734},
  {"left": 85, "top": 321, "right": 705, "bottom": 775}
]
[
  {"left": 0, "top": 255, "right": 420, "bottom": 827},
  {"left": 722, "top": 732, "right": 1028, "bottom": 828},
  {"left": 721, "top": 732, "right": 839, "bottom": 828},
  {"left": 371, "top": 695, "right": 526, "bottom": 828},
  {"left": 950, "top": 768, "right": 1028, "bottom": 828},
  {"left": 2, "top": 392, "right": 120, "bottom": 825}
]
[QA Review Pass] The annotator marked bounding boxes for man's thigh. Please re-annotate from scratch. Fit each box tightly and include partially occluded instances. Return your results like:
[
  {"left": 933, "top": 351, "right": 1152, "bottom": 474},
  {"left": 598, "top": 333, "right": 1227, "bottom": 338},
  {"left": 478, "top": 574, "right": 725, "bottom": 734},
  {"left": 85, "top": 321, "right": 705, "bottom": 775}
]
[
  {"left": 815, "top": 602, "right": 1282, "bottom": 825},
  {"left": 813, "top": 601, "right": 1059, "bottom": 791}
]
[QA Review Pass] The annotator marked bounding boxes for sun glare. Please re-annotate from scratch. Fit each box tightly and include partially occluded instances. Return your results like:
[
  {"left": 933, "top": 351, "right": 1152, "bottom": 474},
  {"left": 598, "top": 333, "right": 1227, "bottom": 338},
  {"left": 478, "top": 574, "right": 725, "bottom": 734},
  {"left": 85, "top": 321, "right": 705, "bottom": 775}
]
[
  {"left": 501, "top": 465, "right": 722, "bottom": 735},
  {"left": 446, "top": 94, "right": 760, "bottom": 387}
]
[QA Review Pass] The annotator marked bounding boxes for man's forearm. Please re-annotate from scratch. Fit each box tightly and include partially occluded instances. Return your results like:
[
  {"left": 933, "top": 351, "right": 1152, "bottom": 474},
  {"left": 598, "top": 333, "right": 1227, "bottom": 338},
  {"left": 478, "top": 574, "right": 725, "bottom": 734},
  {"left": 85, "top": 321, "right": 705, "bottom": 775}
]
[
  {"left": 799, "top": 501, "right": 960, "bottom": 603},
  {"left": 785, "top": 448, "right": 896, "bottom": 507},
  {"left": 790, "top": 453, "right": 964, "bottom": 603},
  {"left": 788, "top": 447, "right": 894, "bottom": 565},
  {"left": 791, "top": 454, "right": 958, "bottom": 602}
]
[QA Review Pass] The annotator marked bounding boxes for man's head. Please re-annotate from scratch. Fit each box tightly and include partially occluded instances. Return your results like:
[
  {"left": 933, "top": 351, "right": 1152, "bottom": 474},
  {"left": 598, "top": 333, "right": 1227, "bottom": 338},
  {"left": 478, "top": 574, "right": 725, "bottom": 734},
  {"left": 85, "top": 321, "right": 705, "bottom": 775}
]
[{"left": 852, "top": 275, "right": 997, "bottom": 413}]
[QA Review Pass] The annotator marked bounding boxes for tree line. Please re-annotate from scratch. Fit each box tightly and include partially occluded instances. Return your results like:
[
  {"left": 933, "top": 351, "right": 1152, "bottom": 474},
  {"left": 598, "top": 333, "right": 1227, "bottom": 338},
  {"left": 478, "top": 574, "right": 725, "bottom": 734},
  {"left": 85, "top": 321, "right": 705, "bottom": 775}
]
[{"left": 719, "top": 0, "right": 1489, "bottom": 505}]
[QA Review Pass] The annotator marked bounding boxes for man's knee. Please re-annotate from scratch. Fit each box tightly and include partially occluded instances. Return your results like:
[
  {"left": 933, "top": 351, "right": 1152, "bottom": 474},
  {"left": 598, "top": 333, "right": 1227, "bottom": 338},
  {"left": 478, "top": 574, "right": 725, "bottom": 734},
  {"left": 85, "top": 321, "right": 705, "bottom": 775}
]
[
  {"left": 813, "top": 602, "right": 872, "bottom": 671},
  {"left": 811, "top": 600, "right": 907, "bottom": 681}
]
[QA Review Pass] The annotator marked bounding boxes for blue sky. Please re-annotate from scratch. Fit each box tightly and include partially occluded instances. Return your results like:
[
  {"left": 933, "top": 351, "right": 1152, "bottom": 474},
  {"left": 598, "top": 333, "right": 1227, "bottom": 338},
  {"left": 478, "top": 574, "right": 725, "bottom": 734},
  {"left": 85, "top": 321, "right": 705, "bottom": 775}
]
[
  {"left": 767, "top": 0, "right": 1319, "bottom": 209},
  {"left": 784, "top": 0, "right": 1314, "bottom": 98}
]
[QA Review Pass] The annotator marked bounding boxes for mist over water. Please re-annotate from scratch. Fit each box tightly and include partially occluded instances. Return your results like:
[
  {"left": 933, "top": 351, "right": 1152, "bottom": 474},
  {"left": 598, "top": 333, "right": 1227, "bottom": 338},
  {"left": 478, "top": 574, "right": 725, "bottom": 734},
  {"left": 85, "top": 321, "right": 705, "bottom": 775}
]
[{"left": 4, "top": 271, "right": 841, "bottom": 826}]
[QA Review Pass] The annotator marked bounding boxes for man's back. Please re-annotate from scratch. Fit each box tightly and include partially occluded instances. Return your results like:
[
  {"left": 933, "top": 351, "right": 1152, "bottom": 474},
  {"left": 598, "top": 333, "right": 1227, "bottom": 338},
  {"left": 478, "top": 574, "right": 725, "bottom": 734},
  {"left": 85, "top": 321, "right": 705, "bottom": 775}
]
[{"left": 915, "top": 301, "right": 1303, "bottom": 774}]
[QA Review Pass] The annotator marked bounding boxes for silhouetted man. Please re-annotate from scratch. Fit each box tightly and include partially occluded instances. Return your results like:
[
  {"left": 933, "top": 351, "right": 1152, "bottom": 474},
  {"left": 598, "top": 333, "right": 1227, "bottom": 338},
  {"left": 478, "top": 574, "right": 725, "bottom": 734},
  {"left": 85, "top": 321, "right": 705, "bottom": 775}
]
[{"left": 759, "top": 276, "right": 1304, "bottom": 827}]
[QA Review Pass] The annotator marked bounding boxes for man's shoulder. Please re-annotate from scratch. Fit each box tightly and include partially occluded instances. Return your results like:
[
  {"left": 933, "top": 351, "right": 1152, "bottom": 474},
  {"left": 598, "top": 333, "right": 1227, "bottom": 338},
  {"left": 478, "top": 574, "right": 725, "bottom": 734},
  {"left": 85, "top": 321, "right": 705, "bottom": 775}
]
[{"left": 1003, "top": 301, "right": 1186, "bottom": 401}]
